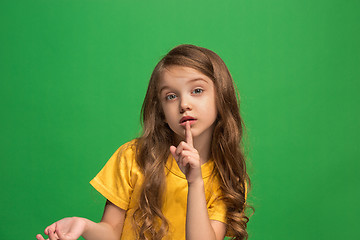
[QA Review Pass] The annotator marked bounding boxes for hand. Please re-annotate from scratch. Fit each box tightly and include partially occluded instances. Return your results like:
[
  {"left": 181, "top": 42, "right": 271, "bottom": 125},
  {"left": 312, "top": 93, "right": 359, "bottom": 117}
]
[
  {"left": 36, "top": 217, "right": 86, "bottom": 240},
  {"left": 170, "top": 121, "right": 202, "bottom": 183}
]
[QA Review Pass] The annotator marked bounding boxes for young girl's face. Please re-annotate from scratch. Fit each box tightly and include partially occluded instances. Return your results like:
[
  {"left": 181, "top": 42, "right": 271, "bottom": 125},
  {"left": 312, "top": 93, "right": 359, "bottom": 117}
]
[{"left": 158, "top": 65, "right": 218, "bottom": 142}]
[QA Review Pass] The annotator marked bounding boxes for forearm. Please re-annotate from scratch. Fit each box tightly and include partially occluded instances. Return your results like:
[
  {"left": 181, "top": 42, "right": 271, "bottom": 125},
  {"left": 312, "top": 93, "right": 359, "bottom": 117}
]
[
  {"left": 186, "top": 180, "right": 216, "bottom": 240},
  {"left": 81, "top": 217, "right": 119, "bottom": 240}
]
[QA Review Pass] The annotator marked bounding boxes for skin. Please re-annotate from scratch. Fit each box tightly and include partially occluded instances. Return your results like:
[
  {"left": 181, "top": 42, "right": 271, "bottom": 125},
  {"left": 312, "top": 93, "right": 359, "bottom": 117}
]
[
  {"left": 159, "top": 66, "right": 218, "bottom": 165},
  {"left": 171, "top": 121, "right": 226, "bottom": 240},
  {"left": 36, "top": 200, "right": 125, "bottom": 240},
  {"left": 161, "top": 66, "right": 226, "bottom": 239},
  {"left": 36, "top": 65, "right": 226, "bottom": 240}
]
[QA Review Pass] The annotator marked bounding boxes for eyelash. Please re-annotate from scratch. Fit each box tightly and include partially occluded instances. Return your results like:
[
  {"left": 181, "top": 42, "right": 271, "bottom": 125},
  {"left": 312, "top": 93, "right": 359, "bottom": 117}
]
[
  {"left": 192, "top": 88, "right": 203, "bottom": 94},
  {"left": 165, "top": 94, "right": 177, "bottom": 101},
  {"left": 165, "top": 88, "right": 204, "bottom": 101}
]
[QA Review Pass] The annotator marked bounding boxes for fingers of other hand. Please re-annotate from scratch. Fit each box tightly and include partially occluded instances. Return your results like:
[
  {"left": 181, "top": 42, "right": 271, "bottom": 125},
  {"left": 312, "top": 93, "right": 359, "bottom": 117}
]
[
  {"left": 36, "top": 233, "right": 46, "bottom": 240},
  {"left": 48, "top": 228, "right": 59, "bottom": 240},
  {"left": 55, "top": 226, "right": 67, "bottom": 240},
  {"left": 44, "top": 223, "right": 56, "bottom": 235},
  {"left": 37, "top": 225, "right": 59, "bottom": 240}
]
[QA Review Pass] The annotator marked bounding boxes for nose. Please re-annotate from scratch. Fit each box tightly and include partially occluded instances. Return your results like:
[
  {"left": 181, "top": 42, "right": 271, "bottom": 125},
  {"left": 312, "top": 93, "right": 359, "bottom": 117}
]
[{"left": 179, "top": 96, "right": 192, "bottom": 113}]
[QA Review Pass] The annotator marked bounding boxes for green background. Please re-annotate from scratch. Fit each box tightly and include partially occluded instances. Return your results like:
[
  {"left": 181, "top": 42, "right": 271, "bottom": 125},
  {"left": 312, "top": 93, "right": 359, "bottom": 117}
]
[{"left": 1, "top": 0, "right": 359, "bottom": 239}]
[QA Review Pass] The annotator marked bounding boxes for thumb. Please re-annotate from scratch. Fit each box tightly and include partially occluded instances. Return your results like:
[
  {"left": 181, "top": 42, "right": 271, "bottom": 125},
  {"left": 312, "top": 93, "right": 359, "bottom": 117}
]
[{"left": 170, "top": 146, "right": 178, "bottom": 161}]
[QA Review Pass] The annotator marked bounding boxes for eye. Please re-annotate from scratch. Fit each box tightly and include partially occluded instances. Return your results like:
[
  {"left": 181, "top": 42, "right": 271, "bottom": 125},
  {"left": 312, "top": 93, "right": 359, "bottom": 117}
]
[
  {"left": 192, "top": 88, "right": 203, "bottom": 94},
  {"left": 165, "top": 94, "right": 177, "bottom": 101}
]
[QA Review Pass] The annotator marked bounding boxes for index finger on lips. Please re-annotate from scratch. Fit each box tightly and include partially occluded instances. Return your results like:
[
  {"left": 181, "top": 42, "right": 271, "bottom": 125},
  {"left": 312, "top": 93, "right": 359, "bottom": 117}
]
[{"left": 185, "top": 121, "right": 193, "bottom": 147}]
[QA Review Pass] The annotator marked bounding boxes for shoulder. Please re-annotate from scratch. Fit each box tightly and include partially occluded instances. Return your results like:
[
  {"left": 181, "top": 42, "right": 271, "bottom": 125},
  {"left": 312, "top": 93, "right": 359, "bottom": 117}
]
[
  {"left": 115, "top": 139, "right": 138, "bottom": 157},
  {"left": 90, "top": 139, "right": 142, "bottom": 210},
  {"left": 113, "top": 139, "right": 141, "bottom": 173},
  {"left": 94, "top": 139, "right": 142, "bottom": 184},
  {"left": 109, "top": 139, "right": 140, "bottom": 168}
]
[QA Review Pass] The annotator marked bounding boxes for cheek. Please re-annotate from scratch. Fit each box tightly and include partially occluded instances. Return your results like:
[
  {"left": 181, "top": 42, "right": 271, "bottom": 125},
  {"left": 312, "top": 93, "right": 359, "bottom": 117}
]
[
  {"left": 210, "top": 94, "right": 218, "bottom": 115},
  {"left": 161, "top": 105, "right": 173, "bottom": 122},
  {"left": 205, "top": 96, "right": 217, "bottom": 112},
  {"left": 159, "top": 103, "right": 167, "bottom": 122}
]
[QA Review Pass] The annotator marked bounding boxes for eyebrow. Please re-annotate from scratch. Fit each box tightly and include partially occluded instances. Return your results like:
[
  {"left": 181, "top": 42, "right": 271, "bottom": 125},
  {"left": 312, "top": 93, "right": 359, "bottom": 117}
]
[{"left": 159, "top": 78, "right": 209, "bottom": 94}]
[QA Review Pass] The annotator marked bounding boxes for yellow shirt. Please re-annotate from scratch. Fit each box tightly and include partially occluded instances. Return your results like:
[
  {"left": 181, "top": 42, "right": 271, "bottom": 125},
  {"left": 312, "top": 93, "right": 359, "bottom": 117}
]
[{"left": 90, "top": 140, "right": 227, "bottom": 239}]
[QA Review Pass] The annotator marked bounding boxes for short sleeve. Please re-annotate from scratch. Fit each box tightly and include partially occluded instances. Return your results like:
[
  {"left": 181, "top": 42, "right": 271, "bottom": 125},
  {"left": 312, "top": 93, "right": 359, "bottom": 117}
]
[
  {"left": 208, "top": 196, "right": 227, "bottom": 224},
  {"left": 90, "top": 141, "right": 137, "bottom": 210},
  {"left": 207, "top": 179, "right": 248, "bottom": 225},
  {"left": 206, "top": 176, "right": 227, "bottom": 224}
]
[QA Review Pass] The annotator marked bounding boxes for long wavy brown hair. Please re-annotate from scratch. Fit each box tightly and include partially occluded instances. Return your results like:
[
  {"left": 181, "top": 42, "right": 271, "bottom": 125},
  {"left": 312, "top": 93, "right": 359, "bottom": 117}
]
[{"left": 132, "top": 44, "right": 253, "bottom": 239}]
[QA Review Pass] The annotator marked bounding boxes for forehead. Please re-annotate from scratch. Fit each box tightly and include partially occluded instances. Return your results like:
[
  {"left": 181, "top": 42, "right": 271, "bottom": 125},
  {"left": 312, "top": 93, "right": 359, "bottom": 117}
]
[{"left": 159, "top": 66, "right": 212, "bottom": 86}]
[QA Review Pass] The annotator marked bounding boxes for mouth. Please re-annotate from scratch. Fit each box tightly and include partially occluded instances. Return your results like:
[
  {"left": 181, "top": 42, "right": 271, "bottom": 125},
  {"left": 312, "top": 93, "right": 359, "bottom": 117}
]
[{"left": 179, "top": 116, "right": 197, "bottom": 126}]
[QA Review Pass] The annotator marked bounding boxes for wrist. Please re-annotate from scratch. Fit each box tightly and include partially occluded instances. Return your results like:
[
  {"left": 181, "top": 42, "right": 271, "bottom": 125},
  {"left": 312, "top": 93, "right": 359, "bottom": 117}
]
[
  {"left": 188, "top": 178, "right": 204, "bottom": 187},
  {"left": 73, "top": 217, "right": 88, "bottom": 235}
]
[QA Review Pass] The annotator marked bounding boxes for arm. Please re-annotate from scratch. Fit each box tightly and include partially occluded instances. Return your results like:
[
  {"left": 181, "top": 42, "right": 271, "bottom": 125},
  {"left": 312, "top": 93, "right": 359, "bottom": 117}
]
[
  {"left": 83, "top": 200, "right": 126, "bottom": 240},
  {"left": 170, "top": 121, "right": 226, "bottom": 240},
  {"left": 187, "top": 180, "right": 226, "bottom": 240},
  {"left": 36, "top": 200, "right": 125, "bottom": 240}
]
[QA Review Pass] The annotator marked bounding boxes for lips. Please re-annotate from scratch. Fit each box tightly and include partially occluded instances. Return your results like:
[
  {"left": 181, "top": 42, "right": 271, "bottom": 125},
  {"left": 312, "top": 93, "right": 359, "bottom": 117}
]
[{"left": 179, "top": 116, "right": 197, "bottom": 125}]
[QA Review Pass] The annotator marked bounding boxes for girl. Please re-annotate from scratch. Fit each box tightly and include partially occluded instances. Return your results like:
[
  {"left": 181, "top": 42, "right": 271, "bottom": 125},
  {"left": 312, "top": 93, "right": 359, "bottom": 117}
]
[{"left": 36, "top": 44, "right": 252, "bottom": 240}]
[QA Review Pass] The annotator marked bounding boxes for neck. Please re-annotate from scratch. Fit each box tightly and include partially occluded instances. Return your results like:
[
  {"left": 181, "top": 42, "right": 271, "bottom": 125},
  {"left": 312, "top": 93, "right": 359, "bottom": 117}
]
[{"left": 193, "top": 134, "right": 212, "bottom": 165}]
